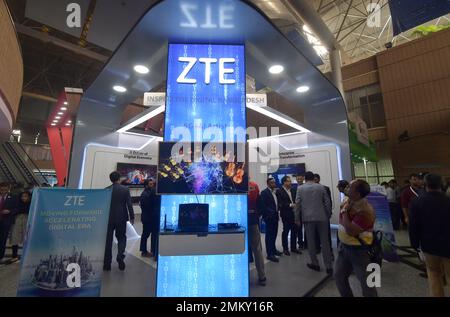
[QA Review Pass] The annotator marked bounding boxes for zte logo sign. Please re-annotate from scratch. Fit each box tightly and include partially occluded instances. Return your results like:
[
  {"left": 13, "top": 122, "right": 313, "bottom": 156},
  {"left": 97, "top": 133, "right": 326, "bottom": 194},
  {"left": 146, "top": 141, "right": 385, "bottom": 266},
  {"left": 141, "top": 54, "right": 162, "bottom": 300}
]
[{"left": 177, "top": 57, "right": 236, "bottom": 84}]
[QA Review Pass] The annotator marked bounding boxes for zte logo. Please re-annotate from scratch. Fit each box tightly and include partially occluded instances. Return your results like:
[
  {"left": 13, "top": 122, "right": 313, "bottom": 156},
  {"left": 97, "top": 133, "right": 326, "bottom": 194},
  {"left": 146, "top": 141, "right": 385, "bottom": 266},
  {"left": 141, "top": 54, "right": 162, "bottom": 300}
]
[
  {"left": 177, "top": 57, "right": 236, "bottom": 84},
  {"left": 64, "top": 195, "right": 85, "bottom": 206}
]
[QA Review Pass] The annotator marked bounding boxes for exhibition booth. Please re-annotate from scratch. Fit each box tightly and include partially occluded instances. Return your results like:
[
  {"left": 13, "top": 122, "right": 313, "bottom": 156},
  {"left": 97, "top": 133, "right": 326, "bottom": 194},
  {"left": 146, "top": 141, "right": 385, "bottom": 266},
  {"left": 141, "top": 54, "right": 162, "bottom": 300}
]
[{"left": 20, "top": 0, "right": 351, "bottom": 297}]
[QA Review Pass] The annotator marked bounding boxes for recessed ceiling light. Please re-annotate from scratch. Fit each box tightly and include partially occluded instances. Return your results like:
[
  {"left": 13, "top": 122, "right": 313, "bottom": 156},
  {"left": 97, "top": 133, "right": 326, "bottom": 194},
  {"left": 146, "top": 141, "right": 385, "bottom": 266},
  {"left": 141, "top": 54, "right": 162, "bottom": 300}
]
[
  {"left": 268, "top": 65, "right": 284, "bottom": 74},
  {"left": 65, "top": 123, "right": 71, "bottom": 126},
  {"left": 296, "top": 85, "right": 310, "bottom": 93},
  {"left": 134, "top": 65, "right": 150, "bottom": 74},
  {"left": 68, "top": 120, "right": 72, "bottom": 124},
  {"left": 57, "top": 112, "right": 64, "bottom": 115},
  {"left": 113, "top": 85, "right": 127, "bottom": 93},
  {"left": 51, "top": 123, "right": 56, "bottom": 126},
  {"left": 63, "top": 101, "right": 68, "bottom": 105},
  {"left": 55, "top": 116, "right": 61, "bottom": 119},
  {"left": 60, "top": 107, "right": 67, "bottom": 111}
]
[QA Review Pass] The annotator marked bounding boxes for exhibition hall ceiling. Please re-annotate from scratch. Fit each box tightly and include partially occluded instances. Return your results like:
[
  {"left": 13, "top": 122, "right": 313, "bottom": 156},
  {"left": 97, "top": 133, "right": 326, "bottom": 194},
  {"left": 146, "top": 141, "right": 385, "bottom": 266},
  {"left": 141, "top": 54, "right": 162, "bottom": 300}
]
[
  {"left": 252, "top": 0, "right": 450, "bottom": 71},
  {"left": 6, "top": 0, "right": 450, "bottom": 142}
]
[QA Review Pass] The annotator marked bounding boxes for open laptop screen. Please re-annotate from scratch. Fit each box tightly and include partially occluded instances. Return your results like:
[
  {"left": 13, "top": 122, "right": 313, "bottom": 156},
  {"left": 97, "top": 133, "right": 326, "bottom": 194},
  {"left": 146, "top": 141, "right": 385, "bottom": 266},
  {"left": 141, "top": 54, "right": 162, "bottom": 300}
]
[{"left": 178, "top": 203, "right": 209, "bottom": 231}]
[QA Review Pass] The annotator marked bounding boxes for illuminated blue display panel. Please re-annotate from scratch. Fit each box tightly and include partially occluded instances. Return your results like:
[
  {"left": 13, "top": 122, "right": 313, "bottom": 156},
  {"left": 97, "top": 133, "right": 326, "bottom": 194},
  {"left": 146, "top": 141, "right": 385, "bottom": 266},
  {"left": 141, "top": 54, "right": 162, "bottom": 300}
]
[
  {"left": 158, "top": 43, "right": 248, "bottom": 297},
  {"left": 157, "top": 195, "right": 248, "bottom": 297},
  {"left": 165, "top": 44, "right": 246, "bottom": 143}
]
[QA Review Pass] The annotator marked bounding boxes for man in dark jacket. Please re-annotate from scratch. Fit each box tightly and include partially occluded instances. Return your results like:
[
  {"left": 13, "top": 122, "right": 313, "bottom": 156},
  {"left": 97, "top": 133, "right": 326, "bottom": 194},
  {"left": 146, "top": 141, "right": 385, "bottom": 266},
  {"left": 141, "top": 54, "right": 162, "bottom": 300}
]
[
  {"left": 139, "top": 178, "right": 161, "bottom": 260},
  {"left": 314, "top": 173, "right": 334, "bottom": 258},
  {"left": 259, "top": 177, "right": 282, "bottom": 262},
  {"left": 277, "top": 176, "right": 301, "bottom": 256},
  {"left": 409, "top": 173, "right": 450, "bottom": 297},
  {"left": 248, "top": 180, "right": 266, "bottom": 286},
  {"left": 104, "top": 172, "right": 135, "bottom": 271},
  {"left": 0, "top": 183, "right": 18, "bottom": 264}
]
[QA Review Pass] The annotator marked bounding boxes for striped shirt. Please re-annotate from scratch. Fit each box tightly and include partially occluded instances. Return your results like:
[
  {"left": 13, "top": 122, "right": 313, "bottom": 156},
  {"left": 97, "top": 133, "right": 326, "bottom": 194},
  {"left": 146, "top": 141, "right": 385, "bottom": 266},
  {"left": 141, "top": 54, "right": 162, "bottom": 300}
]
[{"left": 338, "top": 198, "right": 375, "bottom": 246}]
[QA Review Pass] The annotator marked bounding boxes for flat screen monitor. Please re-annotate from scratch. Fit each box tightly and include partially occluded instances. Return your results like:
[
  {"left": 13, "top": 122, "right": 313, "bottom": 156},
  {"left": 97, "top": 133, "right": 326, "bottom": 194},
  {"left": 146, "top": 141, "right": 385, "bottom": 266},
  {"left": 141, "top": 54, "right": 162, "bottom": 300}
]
[
  {"left": 116, "top": 163, "right": 157, "bottom": 187},
  {"left": 178, "top": 203, "right": 209, "bottom": 232},
  {"left": 269, "top": 163, "right": 306, "bottom": 188},
  {"left": 157, "top": 142, "right": 248, "bottom": 194}
]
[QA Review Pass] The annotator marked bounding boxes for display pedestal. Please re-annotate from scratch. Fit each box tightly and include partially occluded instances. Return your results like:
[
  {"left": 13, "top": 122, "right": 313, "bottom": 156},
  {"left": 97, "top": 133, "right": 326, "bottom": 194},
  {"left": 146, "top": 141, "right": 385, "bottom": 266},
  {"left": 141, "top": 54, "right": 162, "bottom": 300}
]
[{"left": 159, "top": 227, "right": 245, "bottom": 256}]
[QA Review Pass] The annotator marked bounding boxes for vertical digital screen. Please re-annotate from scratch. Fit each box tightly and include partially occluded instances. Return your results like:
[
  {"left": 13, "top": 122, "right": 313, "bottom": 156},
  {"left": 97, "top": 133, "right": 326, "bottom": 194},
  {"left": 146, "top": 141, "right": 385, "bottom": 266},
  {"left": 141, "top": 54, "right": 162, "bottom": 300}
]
[
  {"left": 157, "top": 195, "right": 248, "bottom": 297},
  {"left": 158, "top": 43, "right": 248, "bottom": 297}
]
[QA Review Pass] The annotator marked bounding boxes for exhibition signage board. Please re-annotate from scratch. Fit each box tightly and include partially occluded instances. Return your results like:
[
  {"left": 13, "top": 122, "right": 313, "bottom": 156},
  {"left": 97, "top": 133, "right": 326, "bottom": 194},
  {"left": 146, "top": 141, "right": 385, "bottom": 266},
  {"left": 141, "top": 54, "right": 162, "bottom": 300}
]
[
  {"left": 366, "top": 192, "right": 399, "bottom": 262},
  {"left": 158, "top": 43, "right": 248, "bottom": 297},
  {"left": 143, "top": 92, "right": 166, "bottom": 107},
  {"left": 142, "top": 92, "right": 267, "bottom": 109},
  {"left": 17, "top": 188, "right": 112, "bottom": 297}
]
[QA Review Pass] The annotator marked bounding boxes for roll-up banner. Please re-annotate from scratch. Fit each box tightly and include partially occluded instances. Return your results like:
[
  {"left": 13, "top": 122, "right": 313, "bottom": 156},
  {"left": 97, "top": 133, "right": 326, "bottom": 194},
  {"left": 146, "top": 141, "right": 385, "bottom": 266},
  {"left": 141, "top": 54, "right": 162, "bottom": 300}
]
[
  {"left": 17, "top": 188, "right": 111, "bottom": 297},
  {"left": 367, "top": 191, "right": 399, "bottom": 262}
]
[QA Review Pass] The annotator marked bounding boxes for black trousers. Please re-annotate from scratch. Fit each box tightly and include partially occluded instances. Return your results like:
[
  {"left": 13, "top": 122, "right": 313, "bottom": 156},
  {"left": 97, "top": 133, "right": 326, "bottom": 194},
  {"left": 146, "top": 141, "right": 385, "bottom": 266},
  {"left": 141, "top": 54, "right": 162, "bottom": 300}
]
[
  {"left": 282, "top": 220, "right": 297, "bottom": 251},
  {"left": 140, "top": 222, "right": 159, "bottom": 255},
  {"left": 296, "top": 221, "right": 305, "bottom": 248},
  {"left": 314, "top": 219, "right": 333, "bottom": 253},
  {"left": 0, "top": 221, "right": 12, "bottom": 259},
  {"left": 104, "top": 221, "right": 127, "bottom": 265},
  {"left": 389, "top": 202, "right": 401, "bottom": 230},
  {"left": 264, "top": 218, "right": 278, "bottom": 257}
]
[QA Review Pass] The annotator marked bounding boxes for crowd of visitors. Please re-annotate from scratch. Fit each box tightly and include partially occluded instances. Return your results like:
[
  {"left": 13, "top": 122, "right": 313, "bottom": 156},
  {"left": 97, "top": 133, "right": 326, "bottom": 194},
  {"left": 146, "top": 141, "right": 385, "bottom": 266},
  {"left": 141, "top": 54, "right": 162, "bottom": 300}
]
[{"left": 1, "top": 168, "right": 449, "bottom": 297}]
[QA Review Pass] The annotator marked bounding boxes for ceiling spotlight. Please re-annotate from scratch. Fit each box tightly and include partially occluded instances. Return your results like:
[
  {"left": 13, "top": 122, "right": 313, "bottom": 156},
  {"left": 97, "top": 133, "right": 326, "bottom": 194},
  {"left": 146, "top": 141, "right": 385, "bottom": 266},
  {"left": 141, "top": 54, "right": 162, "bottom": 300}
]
[
  {"left": 63, "top": 101, "right": 68, "bottom": 105},
  {"left": 296, "top": 85, "right": 310, "bottom": 93},
  {"left": 57, "top": 112, "right": 64, "bottom": 115},
  {"left": 55, "top": 116, "right": 61, "bottom": 119},
  {"left": 113, "top": 85, "right": 127, "bottom": 93},
  {"left": 51, "top": 123, "right": 56, "bottom": 126},
  {"left": 65, "top": 123, "right": 71, "bottom": 126},
  {"left": 68, "top": 120, "right": 72, "bottom": 124},
  {"left": 60, "top": 107, "right": 67, "bottom": 111},
  {"left": 268, "top": 65, "right": 284, "bottom": 74},
  {"left": 134, "top": 65, "right": 150, "bottom": 74}
]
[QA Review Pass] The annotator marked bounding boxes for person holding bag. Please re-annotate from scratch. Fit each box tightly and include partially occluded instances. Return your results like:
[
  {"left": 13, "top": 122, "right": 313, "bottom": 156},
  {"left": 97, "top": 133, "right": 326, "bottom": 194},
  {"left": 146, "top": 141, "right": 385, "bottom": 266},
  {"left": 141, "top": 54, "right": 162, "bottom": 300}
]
[{"left": 334, "top": 179, "right": 378, "bottom": 297}]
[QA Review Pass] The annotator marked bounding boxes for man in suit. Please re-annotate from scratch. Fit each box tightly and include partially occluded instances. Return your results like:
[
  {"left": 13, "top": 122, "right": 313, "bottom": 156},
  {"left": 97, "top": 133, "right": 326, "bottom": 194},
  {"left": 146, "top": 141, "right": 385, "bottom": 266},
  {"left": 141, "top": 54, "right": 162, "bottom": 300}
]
[
  {"left": 139, "top": 178, "right": 161, "bottom": 260},
  {"left": 259, "top": 177, "right": 282, "bottom": 262},
  {"left": 277, "top": 176, "right": 301, "bottom": 256},
  {"left": 295, "top": 174, "right": 306, "bottom": 249},
  {"left": 295, "top": 172, "right": 333, "bottom": 274},
  {"left": 0, "top": 183, "right": 18, "bottom": 264},
  {"left": 248, "top": 180, "right": 266, "bottom": 286},
  {"left": 314, "top": 173, "right": 334, "bottom": 259},
  {"left": 104, "top": 171, "right": 135, "bottom": 271}
]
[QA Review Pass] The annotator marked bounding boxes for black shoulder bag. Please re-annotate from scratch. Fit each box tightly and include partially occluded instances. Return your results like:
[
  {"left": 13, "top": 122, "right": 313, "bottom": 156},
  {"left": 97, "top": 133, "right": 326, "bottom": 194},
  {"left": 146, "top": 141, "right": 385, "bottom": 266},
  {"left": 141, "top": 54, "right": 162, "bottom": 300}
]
[{"left": 357, "top": 230, "right": 383, "bottom": 267}]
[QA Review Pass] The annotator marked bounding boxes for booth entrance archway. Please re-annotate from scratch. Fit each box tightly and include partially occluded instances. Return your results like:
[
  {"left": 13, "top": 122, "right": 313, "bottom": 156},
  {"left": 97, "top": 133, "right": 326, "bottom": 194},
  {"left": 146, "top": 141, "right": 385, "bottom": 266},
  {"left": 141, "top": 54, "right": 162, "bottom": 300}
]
[{"left": 67, "top": 0, "right": 350, "bottom": 297}]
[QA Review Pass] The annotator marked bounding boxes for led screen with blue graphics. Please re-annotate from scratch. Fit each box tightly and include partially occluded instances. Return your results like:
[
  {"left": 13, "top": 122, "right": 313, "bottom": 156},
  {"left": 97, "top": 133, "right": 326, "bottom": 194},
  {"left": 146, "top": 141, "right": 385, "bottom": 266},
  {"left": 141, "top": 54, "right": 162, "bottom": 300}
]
[
  {"left": 158, "top": 43, "right": 248, "bottom": 297},
  {"left": 164, "top": 44, "right": 246, "bottom": 143},
  {"left": 157, "top": 195, "right": 248, "bottom": 297}
]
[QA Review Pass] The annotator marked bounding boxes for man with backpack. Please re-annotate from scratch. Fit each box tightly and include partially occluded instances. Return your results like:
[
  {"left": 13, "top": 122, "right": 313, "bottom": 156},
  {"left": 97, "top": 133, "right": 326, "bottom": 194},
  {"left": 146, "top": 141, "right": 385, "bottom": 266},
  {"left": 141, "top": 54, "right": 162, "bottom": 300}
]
[{"left": 334, "top": 179, "right": 378, "bottom": 297}]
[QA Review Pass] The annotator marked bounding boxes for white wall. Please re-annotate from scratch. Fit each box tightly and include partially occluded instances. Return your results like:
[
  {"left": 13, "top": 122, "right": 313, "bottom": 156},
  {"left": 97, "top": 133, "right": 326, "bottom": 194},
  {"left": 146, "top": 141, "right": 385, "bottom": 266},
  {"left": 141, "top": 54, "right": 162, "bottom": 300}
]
[
  {"left": 249, "top": 135, "right": 343, "bottom": 224},
  {"left": 80, "top": 132, "right": 344, "bottom": 222},
  {"left": 80, "top": 139, "right": 159, "bottom": 199}
]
